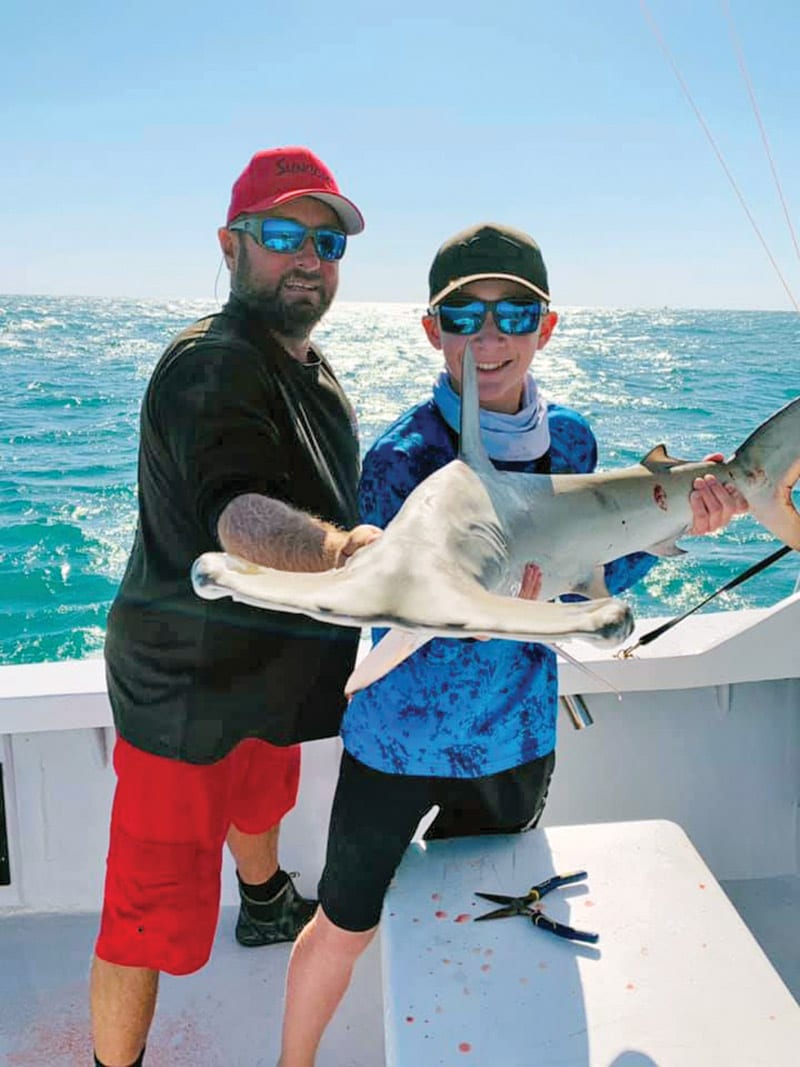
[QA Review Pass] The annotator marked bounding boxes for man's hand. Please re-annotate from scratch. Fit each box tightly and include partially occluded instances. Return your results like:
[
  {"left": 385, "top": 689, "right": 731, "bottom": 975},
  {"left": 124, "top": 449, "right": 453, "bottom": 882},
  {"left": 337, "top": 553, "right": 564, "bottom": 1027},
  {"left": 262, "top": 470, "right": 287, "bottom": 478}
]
[
  {"left": 334, "top": 524, "right": 383, "bottom": 568},
  {"left": 688, "top": 455, "right": 749, "bottom": 536}
]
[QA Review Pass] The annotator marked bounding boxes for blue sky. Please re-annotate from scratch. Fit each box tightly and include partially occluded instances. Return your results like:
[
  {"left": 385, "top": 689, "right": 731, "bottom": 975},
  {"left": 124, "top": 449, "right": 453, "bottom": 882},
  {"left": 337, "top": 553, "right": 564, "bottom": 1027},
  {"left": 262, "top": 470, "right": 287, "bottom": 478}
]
[{"left": 3, "top": 0, "right": 799, "bottom": 309}]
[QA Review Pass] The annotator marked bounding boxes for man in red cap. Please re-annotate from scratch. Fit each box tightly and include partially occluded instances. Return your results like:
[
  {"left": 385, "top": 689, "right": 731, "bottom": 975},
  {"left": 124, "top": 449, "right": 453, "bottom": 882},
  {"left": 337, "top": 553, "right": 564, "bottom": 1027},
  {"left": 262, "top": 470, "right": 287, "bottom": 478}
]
[{"left": 90, "top": 147, "right": 379, "bottom": 1067}]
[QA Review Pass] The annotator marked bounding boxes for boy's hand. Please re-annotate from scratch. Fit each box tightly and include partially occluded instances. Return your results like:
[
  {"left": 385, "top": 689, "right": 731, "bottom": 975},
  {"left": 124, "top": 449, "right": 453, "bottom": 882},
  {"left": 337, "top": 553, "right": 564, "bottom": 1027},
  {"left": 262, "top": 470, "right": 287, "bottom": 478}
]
[
  {"left": 473, "top": 562, "right": 543, "bottom": 641},
  {"left": 517, "top": 561, "right": 543, "bottom": 600},
  {"left": 688, "top": 455, "right": 749, "bottom": 536}
]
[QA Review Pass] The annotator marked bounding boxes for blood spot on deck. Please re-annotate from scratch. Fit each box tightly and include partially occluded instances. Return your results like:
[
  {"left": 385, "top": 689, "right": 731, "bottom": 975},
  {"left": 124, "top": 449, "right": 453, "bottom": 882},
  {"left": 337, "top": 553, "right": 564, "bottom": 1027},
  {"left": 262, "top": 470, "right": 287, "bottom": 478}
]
[
  {"left": 406, "top": 1016, "right": 414, "bottom": 1023},
  {"left": 435, "top": 910, "right": 448, "bottom": 919},
  {"left": 7, "top": 1017, "right": 89, "bottom": 1065},
  {"left": 481, "top": 963, "right": 491, "bottom": 972},
  {"left": 432, "top": 892, "right": 441, "bottom": 901},
  {"left": 459, "top": 1042, "right": 472, "bottom": 1053},
  {"left": 454, "top": 913, "right": 471, "bottom": 923}
]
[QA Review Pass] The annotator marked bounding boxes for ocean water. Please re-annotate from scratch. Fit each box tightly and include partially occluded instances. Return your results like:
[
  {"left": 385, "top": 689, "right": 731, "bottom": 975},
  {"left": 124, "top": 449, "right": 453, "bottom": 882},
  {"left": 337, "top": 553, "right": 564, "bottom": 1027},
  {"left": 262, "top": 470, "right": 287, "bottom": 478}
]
[{"left": 1, "top": 295, "right": 798, "bottom": 666}]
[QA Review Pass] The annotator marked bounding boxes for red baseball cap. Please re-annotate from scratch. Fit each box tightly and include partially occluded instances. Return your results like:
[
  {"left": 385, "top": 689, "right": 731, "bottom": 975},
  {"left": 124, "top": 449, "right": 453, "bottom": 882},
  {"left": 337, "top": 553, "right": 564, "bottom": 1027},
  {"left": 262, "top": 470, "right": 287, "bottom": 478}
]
[{"left": 225, "top": 146, "right": 365, "bottom": 234}]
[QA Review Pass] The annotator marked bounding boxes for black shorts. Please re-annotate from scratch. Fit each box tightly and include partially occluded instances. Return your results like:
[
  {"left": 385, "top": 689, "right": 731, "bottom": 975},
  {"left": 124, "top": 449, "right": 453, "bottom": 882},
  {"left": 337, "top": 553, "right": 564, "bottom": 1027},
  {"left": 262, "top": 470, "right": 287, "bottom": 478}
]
[{"left": 318, "top": 749, "right": 555, "bottom": 932}]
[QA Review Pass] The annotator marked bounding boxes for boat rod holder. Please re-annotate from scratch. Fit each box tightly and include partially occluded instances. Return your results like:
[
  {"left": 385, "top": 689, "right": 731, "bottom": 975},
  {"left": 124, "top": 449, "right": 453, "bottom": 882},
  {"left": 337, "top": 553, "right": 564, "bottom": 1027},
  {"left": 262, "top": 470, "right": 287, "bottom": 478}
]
[{"left": 560, "top": 693, "right": 594, "bottom": 730}]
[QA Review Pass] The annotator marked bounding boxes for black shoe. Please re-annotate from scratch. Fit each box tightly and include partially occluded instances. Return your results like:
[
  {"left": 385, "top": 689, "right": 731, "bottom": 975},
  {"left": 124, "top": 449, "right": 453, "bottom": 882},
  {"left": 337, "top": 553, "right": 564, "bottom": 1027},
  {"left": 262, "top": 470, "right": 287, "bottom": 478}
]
[{"left": 235, "top": 873, "right": 317, "bottom": 947}]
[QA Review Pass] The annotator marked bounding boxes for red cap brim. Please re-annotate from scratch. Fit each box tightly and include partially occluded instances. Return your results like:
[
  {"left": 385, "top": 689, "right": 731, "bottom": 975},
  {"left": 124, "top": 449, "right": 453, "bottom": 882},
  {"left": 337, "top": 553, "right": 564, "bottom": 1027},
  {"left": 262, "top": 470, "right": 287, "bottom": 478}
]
[{"left": 227, "top": 189, "right": 364, "bottom": 234}]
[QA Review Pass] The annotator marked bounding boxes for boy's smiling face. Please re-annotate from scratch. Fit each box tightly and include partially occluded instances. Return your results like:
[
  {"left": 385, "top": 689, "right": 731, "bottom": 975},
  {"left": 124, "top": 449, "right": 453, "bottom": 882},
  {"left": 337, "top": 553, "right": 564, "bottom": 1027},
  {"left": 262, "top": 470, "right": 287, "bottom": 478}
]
[{"left": 423, "top": 279, "right": 557, "bottom": 414}]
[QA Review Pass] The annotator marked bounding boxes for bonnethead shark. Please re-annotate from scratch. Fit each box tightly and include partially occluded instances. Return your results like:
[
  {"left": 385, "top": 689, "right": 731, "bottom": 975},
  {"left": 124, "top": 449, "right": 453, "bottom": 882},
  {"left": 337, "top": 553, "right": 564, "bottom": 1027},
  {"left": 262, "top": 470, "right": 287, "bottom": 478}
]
[{"left": 192, "top": 346, "right": 800, "bottom": 695}]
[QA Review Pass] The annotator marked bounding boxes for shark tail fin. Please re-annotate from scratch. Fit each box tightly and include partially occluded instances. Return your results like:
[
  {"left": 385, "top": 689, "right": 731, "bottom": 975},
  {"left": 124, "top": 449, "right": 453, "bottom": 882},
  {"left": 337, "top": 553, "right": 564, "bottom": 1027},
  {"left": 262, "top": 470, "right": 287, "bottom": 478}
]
[
  {"left": 731, "top": 395, "right": 800, "bottom": 551},
  {"left": 458, "top": 342, "right": 492, "bottom": 471},
  {"left": 742, "top": 461, "right": 800, "bottom": 550}
]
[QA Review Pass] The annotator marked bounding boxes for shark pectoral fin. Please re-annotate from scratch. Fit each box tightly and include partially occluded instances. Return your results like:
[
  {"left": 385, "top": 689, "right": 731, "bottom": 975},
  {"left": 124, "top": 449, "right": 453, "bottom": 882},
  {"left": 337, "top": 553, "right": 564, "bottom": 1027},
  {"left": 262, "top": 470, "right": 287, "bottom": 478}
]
[
  {"left": 645, "top": 536, "right": 688, "bottom": 557},
  {"left": 345, "top": 630, "right": 431, "bottom": 696},
  {"left": 570, "top": 565, "right": 611, "bottom": 599}
]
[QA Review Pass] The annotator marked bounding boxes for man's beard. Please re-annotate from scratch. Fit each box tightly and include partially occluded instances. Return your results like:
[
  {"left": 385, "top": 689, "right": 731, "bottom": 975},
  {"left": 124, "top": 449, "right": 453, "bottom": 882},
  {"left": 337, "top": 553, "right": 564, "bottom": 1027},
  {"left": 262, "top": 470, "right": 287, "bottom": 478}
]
[{"left": 232, "top": 243, "right": 335, "bottom": 339}]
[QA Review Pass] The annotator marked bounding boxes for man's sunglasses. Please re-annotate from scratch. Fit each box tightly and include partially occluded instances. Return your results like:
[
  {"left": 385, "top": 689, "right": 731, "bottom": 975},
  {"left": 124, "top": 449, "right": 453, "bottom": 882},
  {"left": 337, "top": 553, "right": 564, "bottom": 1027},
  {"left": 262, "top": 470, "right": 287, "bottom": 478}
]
[
  {"left": 434, "top": 298, "right": 545, "bottom": 336},
  {"left": 228, "top": 216, "right": 347, "bottom": 262}
]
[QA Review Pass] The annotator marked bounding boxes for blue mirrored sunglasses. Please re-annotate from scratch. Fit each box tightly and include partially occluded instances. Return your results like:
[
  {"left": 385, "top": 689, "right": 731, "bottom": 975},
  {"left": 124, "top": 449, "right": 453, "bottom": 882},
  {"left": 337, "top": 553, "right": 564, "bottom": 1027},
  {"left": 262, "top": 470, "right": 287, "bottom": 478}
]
[
  {"left": 434, "top": 298, "right": 545, "bottom": 336},
  {"left": 228, "top": 216, "right": 347, "bottom": 261}
]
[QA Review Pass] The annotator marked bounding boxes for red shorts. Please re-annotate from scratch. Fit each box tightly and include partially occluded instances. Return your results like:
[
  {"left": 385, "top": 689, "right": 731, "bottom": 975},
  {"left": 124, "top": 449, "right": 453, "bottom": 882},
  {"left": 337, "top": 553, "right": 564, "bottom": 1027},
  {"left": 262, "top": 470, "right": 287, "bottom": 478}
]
[{"left": 95, "top": 736, "right": 300, "bottom": 975}]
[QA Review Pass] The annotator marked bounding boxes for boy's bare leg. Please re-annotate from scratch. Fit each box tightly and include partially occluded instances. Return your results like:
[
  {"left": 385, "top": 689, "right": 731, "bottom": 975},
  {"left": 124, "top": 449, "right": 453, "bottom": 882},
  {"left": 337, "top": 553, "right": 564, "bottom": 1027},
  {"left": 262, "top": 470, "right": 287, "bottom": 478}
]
[
  {"left": 90, "top": 957, "right": 158, "bottom": 1066},
  {"left": 278, "top": 908, "right": 377, "bottom": 1067}
]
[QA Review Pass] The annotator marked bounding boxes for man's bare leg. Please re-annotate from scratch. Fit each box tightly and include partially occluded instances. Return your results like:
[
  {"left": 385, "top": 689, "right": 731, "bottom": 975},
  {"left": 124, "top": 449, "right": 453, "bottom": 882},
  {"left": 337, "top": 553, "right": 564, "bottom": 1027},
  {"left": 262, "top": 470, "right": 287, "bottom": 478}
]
[
  {"left": 229, "top": 821, "right": 317, "bottom": 947},
  {"left": 227, "top": 822, "right": 280, "bottom": 881},
  {"left": 279, "top": 908, "right": 377, "bottom": 1067},
  {"left": 89, "top": 827, "right": 279, "bottom": 1063},
  {"left": 90, "top": 957, "right": 158, "bottom": 1066}
]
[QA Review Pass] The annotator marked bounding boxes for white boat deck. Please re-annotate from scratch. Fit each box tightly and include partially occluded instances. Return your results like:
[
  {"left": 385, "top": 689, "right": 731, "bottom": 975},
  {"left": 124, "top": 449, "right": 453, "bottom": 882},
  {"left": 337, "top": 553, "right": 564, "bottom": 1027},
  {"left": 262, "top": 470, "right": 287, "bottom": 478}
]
[
  {"left": 0, "top": 876, "right": 796, "bottom": 1065},
  {"left": 0, "top": 905, "right": 385, "bottom": 1066},
  {"left": 1, "top": 594, "right": 798, "bottom": 1063}
]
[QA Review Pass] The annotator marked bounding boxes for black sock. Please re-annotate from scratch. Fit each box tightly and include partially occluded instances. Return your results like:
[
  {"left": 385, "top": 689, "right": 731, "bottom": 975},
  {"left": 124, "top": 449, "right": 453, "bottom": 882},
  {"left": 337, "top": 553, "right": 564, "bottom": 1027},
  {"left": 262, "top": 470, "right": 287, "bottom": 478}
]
[
  {"left": 238, "top": 868, "right": 290, "bottom": 920},
  {"left": 94, "top": 1047, "right": 145, "bottom": 1067}
]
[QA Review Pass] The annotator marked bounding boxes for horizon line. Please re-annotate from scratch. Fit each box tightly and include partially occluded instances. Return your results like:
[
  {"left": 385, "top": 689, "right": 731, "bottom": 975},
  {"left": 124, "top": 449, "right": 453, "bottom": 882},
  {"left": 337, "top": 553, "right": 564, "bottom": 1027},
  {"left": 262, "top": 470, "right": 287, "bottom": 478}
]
[{"left": 1, "top": 293, "right": 796, "bottom": 315}]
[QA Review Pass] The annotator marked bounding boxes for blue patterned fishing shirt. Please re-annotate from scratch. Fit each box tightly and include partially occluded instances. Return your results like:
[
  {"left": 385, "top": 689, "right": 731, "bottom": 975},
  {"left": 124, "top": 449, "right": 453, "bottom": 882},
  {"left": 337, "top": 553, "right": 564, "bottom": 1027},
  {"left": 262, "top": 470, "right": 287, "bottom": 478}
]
[{"left": 340, "top": 397, "right": 655, "bottom": 778}]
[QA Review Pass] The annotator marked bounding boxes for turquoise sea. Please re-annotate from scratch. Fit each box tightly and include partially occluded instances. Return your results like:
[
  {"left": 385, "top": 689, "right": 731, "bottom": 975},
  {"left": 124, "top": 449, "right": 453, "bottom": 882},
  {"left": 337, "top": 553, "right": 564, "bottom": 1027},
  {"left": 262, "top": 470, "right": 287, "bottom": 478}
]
[{"left": 1, "top": 295, "right": 798, "bottom": 665}]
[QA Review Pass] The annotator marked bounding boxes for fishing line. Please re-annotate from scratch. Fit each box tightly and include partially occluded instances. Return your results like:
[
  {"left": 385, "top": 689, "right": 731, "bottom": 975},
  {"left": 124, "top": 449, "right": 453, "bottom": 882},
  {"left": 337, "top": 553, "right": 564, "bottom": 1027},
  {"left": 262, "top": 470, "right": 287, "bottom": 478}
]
[
  {"left": 618, "top": 543, "right": 794, "bottom": 657},
  {"left": 213, "top": 255, "right": 225, "bottom": 304},
  {"left": 721, "top": 0, "right": 800, "bottom": 265},
  {"left": 552, "top": 642, "right": 622, "bottom": 699},
  {"left": 639, "top": 0, "right": 799, "bottom": 311},
  {"left": 626, "top": 3, "right": 800, "bottom": 650}
]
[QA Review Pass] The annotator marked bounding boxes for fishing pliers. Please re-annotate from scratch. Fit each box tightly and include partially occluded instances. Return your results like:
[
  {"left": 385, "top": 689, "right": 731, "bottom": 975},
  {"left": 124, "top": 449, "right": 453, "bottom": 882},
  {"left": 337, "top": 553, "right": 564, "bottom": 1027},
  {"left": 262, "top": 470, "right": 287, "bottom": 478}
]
[{"left": 474, "top": 870, "right": 599, "bottom": 943}]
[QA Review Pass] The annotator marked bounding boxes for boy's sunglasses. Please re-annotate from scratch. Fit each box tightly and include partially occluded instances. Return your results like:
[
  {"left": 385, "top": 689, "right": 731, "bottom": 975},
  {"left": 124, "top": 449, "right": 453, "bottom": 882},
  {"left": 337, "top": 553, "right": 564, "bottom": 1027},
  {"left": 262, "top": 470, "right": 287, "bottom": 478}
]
[
  {"left": 228, "top": 216, "right": 347, "bottom": 262},
  {"left": 434, "top": 298, "right": 545, "bottom": 336}
]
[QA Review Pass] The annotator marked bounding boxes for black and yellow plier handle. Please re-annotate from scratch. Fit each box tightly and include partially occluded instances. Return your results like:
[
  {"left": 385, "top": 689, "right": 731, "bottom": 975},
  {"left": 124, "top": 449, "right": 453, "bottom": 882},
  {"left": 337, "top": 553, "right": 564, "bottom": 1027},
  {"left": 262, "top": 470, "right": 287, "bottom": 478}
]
[{"left": 474, "top": 869, "right": 599, "bottom": 943}]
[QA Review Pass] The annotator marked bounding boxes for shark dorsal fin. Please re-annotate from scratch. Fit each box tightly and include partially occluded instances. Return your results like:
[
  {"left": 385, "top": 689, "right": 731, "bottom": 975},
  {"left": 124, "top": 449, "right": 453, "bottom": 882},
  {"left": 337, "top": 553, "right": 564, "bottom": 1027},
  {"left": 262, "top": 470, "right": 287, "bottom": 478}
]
[
  {"left": 458, "top": 342, "right": 492, "bottom": 471},
  {"left": 639, "top": 444, "right": 687, "bottom": 472}
]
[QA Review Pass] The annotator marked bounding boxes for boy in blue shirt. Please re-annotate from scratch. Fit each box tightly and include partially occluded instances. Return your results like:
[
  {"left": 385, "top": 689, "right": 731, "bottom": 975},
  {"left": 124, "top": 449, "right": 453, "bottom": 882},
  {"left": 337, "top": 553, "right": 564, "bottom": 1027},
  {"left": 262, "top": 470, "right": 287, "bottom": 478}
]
[{"left": 278, "top": 223, "right": 746, "bottom": 1066}]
